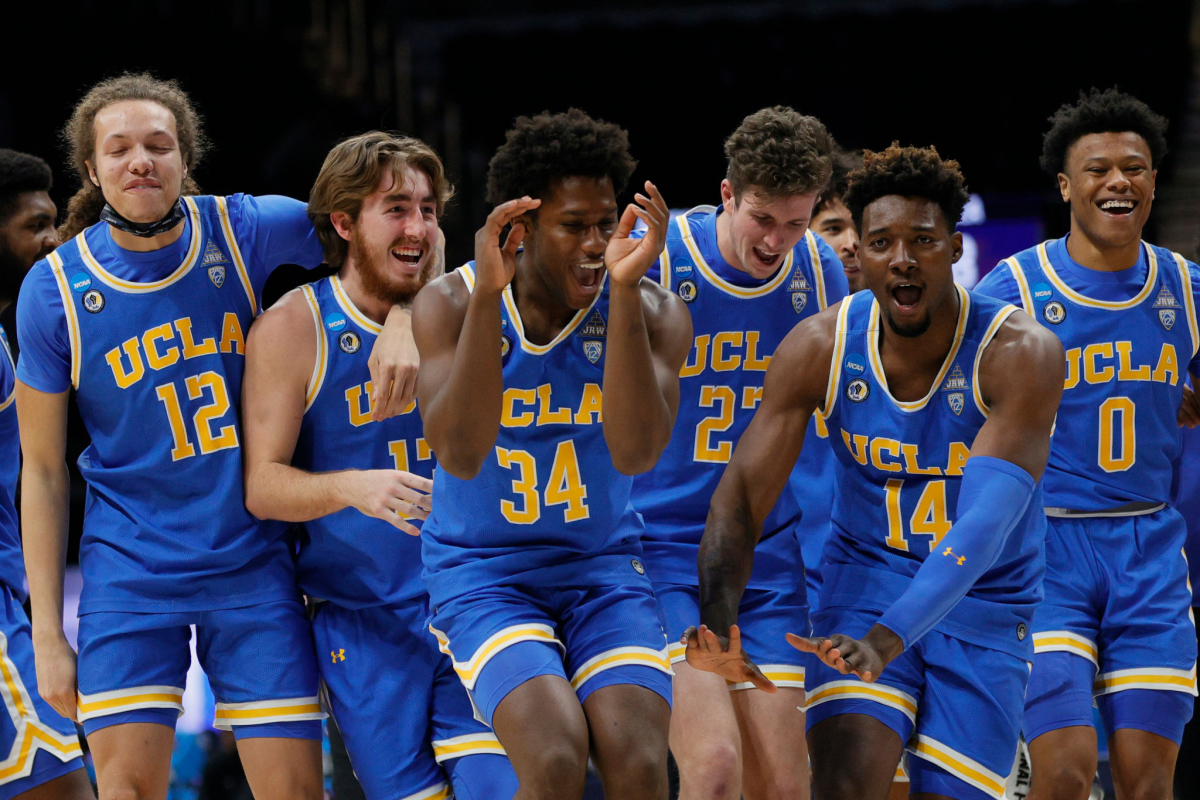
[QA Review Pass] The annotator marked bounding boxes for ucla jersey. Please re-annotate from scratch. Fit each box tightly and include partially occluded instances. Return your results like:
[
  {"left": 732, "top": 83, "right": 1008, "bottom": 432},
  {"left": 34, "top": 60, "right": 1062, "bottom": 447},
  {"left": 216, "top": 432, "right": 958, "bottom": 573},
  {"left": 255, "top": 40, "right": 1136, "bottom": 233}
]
[
  {"left": 41, "top": 196, "right": 294, "bottom": 614},
  {"left": 421, "top": 264, "right": 644, "bottom": 604},
  {"left": 820, "top": 288, "right": 1045, "bottom": 658},
  {"left": 292, "top": 276, "right": 434, "bottom": 609},
  {"left": 997, "top": 240, "right": 1200, "bottom": 510},
  {"left": 630, "top": 206, "right": 839, "bottom": 588},
  {"left": 0, "top": 331, "right": 21, "bottom": 598}
]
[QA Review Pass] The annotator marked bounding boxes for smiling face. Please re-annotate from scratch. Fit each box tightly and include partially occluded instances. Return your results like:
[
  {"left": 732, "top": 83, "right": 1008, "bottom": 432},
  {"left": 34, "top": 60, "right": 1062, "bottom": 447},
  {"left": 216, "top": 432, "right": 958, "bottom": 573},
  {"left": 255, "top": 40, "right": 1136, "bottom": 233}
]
[
  {"left": 522, "top": 175, "right": 618, "bottom": 310},
  {"left": 1059, "top": 131, "right": 1155, "bottom": 251},
  {"left": 87, "top": 100, "right": 185, "bottom": 224},
  {"left": 859, "top": 195, "right": 962, "bottom": 338},
  {"left": 344, "top": 166, "right": 439, "bottom": 305},
  {"left": 720, "top": 181, "right": 817, "bottom": 279},
  {"left": 812, "top": 196, "right": 862, "bottom": 292}
]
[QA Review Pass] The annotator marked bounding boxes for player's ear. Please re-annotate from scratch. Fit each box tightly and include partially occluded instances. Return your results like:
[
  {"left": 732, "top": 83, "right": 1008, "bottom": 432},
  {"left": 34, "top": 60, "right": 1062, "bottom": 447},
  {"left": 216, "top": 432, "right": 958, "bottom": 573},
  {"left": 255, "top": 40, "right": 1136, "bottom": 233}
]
[
  {"left": 85, "top": 160, "right": 100, "bottom": 189},
  {"left": 950, "top": 231, "right": 963, "bottom": 264},
  {"left": 720, "top": 179, "right": 736, "bottom": 209},
  {"left": 330, "top": 211, "right": 354, "bottom": 242},
  {"left": 1057, "top": 172, "right": 1070, "bottom": 204}
]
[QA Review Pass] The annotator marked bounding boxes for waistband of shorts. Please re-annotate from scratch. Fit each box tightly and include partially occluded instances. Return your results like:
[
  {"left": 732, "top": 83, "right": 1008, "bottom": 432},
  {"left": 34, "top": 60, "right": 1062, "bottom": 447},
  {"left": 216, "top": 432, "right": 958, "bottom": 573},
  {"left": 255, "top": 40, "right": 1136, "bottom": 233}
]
[
  {"left": 818, "top": 563, "right": 1035, "bottom": 660},
  {"left": 1045, "top": 501, "right": 1166, "bottom": 518}
]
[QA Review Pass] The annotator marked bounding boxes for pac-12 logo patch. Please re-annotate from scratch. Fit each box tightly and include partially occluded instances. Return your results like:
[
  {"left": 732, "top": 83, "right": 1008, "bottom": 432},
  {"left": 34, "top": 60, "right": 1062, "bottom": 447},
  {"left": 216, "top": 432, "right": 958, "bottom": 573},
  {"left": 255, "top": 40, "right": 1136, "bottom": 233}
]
[
  {"left": 207, "top": 265, "right": 225, "bottom": 288},
  {"left": 631, "top": 558, "right": 645, "bottom": 575},
  {"left": 846, "top": 378, "right": 870, "bottom": 403},
  {"left": 677, "top": 279, "right": 698, "bottom": 303},
  {"left": 82, "top": 289, "right": 105, "bottom": 313},
  {"left": 1160, "top": 309, "right": 1176, "bottom": 330},
  {"left": 582, "top": 340, "right": 603, "bottom": 364},
  {"left": 791, "top": 292, "right": 807, "bottom": 313},
  {"left": 338, "top": 331, "right": 361, "bottom": 354},
  {"left": 70, "top": 272, "right": 91, "bottom": 293},
  {"left": 1042, "top": 301, "right": 1066, "bottom": 325},
  {"left": 844, "top": 354, "right": 866, "bottom": 375},
  {"left": 325, "top": 312, "right": 347, "bottom": 332},
  {"left": 947, "top": 392, "right": 965, "bottom": 416}
]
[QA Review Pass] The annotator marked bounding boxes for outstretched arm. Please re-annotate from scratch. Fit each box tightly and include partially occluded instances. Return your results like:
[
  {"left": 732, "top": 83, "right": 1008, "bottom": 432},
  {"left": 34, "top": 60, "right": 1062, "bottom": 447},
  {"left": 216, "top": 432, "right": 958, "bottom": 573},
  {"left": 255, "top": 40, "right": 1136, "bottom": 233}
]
[
  {"left": 242, "top": 290, "right": 430, "bottom": 532},
  {"left": 791, "top": 311, "right": 1064, "bottom": 682},
  {"left": 686, "top": 312, "right": 837, "bottom": 690}
]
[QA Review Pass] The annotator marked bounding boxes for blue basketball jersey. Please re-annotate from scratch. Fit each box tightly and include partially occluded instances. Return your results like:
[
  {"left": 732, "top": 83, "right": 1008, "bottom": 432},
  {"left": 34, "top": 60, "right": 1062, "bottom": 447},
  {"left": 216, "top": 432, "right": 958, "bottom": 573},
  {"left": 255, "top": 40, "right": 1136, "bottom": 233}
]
[
  {"left": 292, "top": 275, "right": 434, "bottom": 609},
  {"left": 0, "top": 330, "right": 23, "bottom": 599},
  {"left": 993, "top": 239, "right": 1200, "bottom": 510},
  {"left": 630, "top": 206, "right": 844, "bottom": 589},
  {"left": 421, "top": 264, "right": 645, "bottom": 605},
  {"left": 819, "top": 288, "right": 1045, "bottom": 658},
  {"left": 37, "top": 196, "right": 295, "bottom": 614}
]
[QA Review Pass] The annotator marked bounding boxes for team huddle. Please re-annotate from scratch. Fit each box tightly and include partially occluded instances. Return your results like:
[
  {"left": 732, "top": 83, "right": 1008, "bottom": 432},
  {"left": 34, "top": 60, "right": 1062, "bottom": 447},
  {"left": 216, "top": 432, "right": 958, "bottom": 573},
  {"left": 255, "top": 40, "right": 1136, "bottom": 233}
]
[{"left": 0, "top": 72, "right": 1192, "bottom": 800}]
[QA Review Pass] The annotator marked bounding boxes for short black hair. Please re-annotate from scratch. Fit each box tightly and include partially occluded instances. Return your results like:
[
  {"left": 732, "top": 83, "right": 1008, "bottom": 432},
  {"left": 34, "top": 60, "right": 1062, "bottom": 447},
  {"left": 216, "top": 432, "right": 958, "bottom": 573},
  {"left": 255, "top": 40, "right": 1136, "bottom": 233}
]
[
  {"left": 0, "top": 149, "right": 53, "bottom": 224},
  {"left": 1040, "top": 87, "right": 1168, "bottom": 176},
  {"left": 486, "top": 109, "right": 637, "bottom": 205},
  {"left": 844, "top": 143, "right": 969, "bottom": 233},
  {"left": 814, "top": 148, "right": 863, "bottom": 216}
]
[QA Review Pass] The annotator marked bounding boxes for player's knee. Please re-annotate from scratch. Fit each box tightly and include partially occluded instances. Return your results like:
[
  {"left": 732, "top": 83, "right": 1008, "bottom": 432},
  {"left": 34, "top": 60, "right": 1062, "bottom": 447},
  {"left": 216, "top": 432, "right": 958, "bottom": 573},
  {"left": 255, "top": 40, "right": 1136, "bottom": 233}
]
[
  {"left": 811, "top": 768, "right": 877, "bottom": 800},
  {"left": 1029, "top": 758, "right": 1095, "bottom": 800},
  {"left": 604, "top": 737, "right": 669, "bottom": 797},
  {"left": 1112, "top": 768, "right": 1174, "bottom": 800},
  {"left": 521, "top": 739, "right": 589, "bottom": 797},
  {"left": 676, "top": 737, "right": 740, "bottom": 794}
]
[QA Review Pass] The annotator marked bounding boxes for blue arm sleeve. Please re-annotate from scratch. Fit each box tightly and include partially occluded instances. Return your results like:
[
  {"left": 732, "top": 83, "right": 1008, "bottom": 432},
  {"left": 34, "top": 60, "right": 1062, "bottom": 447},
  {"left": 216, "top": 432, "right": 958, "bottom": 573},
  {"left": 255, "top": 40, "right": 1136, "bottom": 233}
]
[
  {"left": 876, "top": 456, "right": 1036, "bottom": 649},
  {"left": 813, "top": 235, "right": 849, "bottom": 307},
  {"left": 14, "top": 263, "right": 72, "bottom": 394},
  {"left": 973, "top": 263, "right": 1023, "bottom": 308},
  {"left": 225, "top": 194, "right": 325, "bottom": 302}
]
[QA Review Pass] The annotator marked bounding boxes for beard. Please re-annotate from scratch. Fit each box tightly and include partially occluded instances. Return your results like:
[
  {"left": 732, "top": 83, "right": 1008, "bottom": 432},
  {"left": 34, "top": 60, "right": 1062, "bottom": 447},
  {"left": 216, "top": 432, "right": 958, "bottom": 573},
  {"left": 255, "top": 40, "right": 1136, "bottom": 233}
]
[
  {"left": 885, "top": 308, "right": 932, "bottom": 338},
  {"left": 0, "top": 239, "right": 31, "bottom": 307},
  {"left": 352, "top": 228, "right": 433, "bottom": 306}
]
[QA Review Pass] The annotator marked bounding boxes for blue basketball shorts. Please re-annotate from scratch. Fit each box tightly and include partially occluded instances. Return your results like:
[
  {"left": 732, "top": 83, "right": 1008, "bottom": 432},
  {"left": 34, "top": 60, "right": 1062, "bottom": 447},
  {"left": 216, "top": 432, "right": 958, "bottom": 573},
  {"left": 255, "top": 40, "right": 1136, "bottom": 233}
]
[
  {"left": 76, "top": 599, "right": 324, "bottom": 739},
  {"left": 804, "top": 605, "right": 1028, "bottom": 800},
  {"left": 312, "top": 599, "right": 517, "bottom": 800},
  {"left": 428, "top": 568, "right": 673, "bottom": 728},
  {"left": 0, "top": 584, "right": 85, "bottom": 798},
  {"left": 1026, "top": 509, "right": 1197, "bottom": 744},
  {"left": 657, "top": 583, "right": 809, "bottom": 690}
]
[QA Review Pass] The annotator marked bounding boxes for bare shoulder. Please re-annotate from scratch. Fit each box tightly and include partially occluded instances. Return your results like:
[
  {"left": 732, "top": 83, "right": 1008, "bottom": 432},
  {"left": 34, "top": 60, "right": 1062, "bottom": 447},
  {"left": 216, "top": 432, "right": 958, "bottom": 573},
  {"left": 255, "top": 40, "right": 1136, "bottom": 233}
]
[
  {"left": 245, "top": 286, "right": 319, "bottom": 385},
  {"left": 250, "top": 286, "right": 318, "bottom": 345},
  {"left": 412, "top": 268, "right": 471, "bottom": 345},
  {"left": 979, "top": 308, "right": 1065, "bottom": 406}
]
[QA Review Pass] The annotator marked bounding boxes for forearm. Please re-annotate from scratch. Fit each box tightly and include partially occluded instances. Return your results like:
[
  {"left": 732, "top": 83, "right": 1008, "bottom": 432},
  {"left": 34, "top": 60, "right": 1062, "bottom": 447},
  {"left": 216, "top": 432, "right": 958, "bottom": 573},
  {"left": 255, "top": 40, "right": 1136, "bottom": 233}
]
[
  {"left": 21, "top": 462, "right": 70, "bottom": 643},
  {"left": 245, "top": 462, "right": 357, "bottom": 522},
  {"left": 423, "top": 288, "right": 505, "bottom": 477},
  {"left": 698, "top": 494, "right": 760, "bottom": 638},
  {"left": 602, "top": 282, "right": 671, "bottom": 473}
]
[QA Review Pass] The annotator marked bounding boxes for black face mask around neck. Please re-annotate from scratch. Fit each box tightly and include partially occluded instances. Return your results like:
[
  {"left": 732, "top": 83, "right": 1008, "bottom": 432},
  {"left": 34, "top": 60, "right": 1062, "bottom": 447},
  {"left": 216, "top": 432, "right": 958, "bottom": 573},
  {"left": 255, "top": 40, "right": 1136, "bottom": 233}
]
[{"left": 100, "top": 199, "right": 186, "bottom": 238}]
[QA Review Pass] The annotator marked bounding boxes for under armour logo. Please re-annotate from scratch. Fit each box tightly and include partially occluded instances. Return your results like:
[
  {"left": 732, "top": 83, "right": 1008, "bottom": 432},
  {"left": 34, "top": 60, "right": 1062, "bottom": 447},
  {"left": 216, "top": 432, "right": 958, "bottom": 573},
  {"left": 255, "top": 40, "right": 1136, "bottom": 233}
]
[
  {"left": 942, "top": 547, "right": 966, "bottom": 566},
  {"left": 331, "top": 649, "right": 345, "bottom": 663}
]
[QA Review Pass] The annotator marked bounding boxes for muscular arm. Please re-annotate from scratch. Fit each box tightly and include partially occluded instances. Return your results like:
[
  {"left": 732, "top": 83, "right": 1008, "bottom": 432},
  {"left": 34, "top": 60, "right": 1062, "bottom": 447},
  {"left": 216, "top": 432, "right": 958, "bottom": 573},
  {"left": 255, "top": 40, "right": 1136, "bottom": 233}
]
[{"left": 242, "top": 290, "right": 428, "bottom": 531}]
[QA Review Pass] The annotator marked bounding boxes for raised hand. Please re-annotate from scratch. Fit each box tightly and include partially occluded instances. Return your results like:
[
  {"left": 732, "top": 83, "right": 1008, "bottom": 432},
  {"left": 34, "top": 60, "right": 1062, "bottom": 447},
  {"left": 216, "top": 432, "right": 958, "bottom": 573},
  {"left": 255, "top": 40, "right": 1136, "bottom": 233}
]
[
  {"left": 346, "top": 469, "right": 433, "bottom": 535},
  {"left": 787, "top": 631, "right": 887, "bottom": 684},
  {"left": 683, "top": 623, "right": 777, "bottom": 693},
  {"left": 475, "top": 197, "right": 541, "bottom": 295},
  {"left": 605, "top": 181, "right": 670, "bottom": 288}
]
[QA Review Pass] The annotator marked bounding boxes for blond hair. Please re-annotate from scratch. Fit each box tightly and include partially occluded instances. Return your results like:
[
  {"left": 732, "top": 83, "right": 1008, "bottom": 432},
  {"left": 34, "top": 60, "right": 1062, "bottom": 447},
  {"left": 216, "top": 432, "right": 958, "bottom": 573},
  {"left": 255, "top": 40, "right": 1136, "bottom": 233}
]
[{"left": 308, "top": 132, "right": 453, "bottom": 269}]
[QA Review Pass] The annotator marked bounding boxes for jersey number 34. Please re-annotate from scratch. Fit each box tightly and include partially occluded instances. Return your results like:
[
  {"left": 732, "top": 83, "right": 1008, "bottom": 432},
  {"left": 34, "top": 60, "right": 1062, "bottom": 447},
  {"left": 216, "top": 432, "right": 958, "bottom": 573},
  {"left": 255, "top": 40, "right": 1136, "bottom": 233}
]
[{"left": 496, "top": 440, "right": 590, "bottom": 524}]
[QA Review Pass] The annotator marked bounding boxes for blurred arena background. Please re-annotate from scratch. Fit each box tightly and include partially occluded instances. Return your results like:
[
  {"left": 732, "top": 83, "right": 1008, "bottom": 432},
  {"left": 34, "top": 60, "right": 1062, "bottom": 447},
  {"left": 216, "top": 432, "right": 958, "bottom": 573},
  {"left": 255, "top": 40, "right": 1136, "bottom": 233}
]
[{"left": 2, "top": 0, "right": 1198, "bottom": 796}]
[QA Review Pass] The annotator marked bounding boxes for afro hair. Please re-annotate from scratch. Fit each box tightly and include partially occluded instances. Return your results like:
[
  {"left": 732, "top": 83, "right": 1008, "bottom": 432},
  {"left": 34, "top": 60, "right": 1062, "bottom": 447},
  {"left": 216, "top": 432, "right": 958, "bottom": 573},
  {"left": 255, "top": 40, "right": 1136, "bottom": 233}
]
[
  {"left": 1040, "top": 87, "right": 1168, "bottom": 176},
  {"left": 814, "top": 148, "right": 864, "bottom": 216},
  {"left": 844, "top": 143, "right": 969, "bottom": 233},
  {"left": 485, "top": 108, "right": 637, "bottom": 206},
  {"left": 0, "top": 149, "right": 53, "bottom": 224}
]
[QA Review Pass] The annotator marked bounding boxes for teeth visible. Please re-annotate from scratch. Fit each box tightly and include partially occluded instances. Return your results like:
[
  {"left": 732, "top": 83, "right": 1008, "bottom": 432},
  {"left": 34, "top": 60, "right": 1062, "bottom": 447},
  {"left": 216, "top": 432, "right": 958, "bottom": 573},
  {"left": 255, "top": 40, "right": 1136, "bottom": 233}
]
[
  {"left": 1101, "top": 200, "right": 1135, "bottom": 210},
  {"left": 578, "top": 262, "right": 604, "bottom": 270},
  {"left": 393, "top": 247, "right": 422, "bottom": 257}
]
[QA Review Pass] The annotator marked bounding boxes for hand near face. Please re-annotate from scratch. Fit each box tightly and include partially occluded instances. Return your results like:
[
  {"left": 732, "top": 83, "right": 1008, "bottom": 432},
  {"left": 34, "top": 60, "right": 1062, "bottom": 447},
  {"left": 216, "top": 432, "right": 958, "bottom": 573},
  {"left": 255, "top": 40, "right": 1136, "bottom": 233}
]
[
  {"left": 605, "top": 181, "right": 669, "bottom": 288},
  {"left": 475, "top": 197, "right": 541, "bottom": 295}
]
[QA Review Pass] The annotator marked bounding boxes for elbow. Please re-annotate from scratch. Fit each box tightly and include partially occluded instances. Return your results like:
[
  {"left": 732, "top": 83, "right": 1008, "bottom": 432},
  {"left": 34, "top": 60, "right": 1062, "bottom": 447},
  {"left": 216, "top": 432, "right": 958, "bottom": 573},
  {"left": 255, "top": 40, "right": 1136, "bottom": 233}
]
[
  {"left": 242, "top": 470, "right": 273, "bottom": 521},
  {"left": 610, "top": 441, "right": 666, "bottom": 476},
  {"left": 437, "top": 451, "right": 486, "bottom": 481}
]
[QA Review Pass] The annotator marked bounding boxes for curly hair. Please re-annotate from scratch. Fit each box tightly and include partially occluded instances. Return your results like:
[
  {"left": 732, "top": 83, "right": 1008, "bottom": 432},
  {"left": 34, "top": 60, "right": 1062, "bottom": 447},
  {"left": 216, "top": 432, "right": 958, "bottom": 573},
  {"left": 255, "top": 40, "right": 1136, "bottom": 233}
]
[
  {"left": 1040, "top": 87, "right": 1168, "bottom": 176},
  {"left": 58, "top": 73, "right": 208, "bottom": 242},
  {"left": 813, "top": 148, "right": 863, "bottom": 216},
  {"left": 485, "top": 109, "right": 637, "bottom": 206},
  {"left": 0, "top": 149, "right": 53, "bottom": 224},
  {"left": 309, "top": 131, "right": 454, "bottom": 270},
  {"left": 844, "top": 143, "right": 970, "bottom": 232},
  {"left": 725, "top": 106, "right": 833, "bottom": 201}
]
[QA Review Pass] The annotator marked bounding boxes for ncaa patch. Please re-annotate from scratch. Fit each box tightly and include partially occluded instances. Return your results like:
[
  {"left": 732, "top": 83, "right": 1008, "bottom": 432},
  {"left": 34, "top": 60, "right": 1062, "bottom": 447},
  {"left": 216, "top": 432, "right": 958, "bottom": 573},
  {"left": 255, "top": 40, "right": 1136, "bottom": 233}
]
[
  {"left": 845, "top": 354, "right": 866, "bottom": 375},
  {"left": 947, "top": 392, "right": 965, "bottom": 416},
  {"left": 82, "top": 289, "right": 105, "bottom": 314},
  {"left": 325, "top": 312, "right": 347, "bottom": 332},
  {"left": 70, "top": 272, "right": 91, "bottom": 293},
  {"left": 1043, "top": 301, "right": 1066, "bottom": 325},
  {"left": 846, "top": 378, "right": 870, "bottom": 403},
  {"left": 582, "top": 340, "right": 603, "bottom": 364},
  {"left": 338, "top": 331, "right": 361, "bottom": 354},
  {"left": 677, "top": 279, "right": 698, "bottom": 303},
  {"left": 671, "top": 257, "right": 694, "bottom": 279},
  {"left": 791, "top": 292, "right": 807, "bottom": 313},
  {"left": 1160, "top": 309, "right": 1176, "bottom": 330},
  {"left": 207, "top": 265, "right": 225, "bottom": 288},
  {"left": 1032, "top": 282, "right": 1053, "bottom": 302}
]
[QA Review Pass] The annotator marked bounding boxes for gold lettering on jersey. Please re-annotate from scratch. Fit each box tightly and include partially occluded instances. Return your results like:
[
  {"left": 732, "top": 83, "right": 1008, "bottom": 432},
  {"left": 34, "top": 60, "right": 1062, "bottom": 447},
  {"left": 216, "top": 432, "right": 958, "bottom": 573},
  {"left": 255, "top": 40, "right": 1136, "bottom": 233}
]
[
  {"left": 174, "top": 317, "right": 218, "bottom": 359},
  {"left": 501, "top": 384, "right": 604, "bottom": 428},
  {"left": 1063, "top": 341, "right": 1179, "bottom": 390},
  {"left": 105, "top": 337, "right": 145, "bottom": 389},
  {"left": 743, "top": 332, "right": 771, "bottom": 372},
  {"left": 502, "top": 388, "right": 536, "bottom": 427},
  {"left": 142, "top": 324, "right": 179, "bottom": 370},
  {"left": 574, "top": 383, "right": 603, "bottom": 424},
  {"left": 842, "top": 430, "right": 868, "bottom": 465},
  {"left": 711, "top": 332, "right": 743, "bottom": 372},
  {"left": 220, "top": 312, "right": 245, "bottom": 354},
  {"left": 105, "top": 316, "right": 239, "bottom": 389},
  {"left": 679, "top": 335, "right": 710, "bottom": 378},
  {"left": 842, "top": 429, "right": 970, "bottom": 476},
  {"left": 536, "top": 384, "right": 572, "bottom": 426},
  {"left": 870, "top": 438, "right": 902, "bottom": 472},
  {"left": 679, "top": 331, "right": 772, "bottom": 376},
  {"left": 741, "top": 386, "right": 763, "bottom": 409},
  {"left": 901, "top": 443, "right": 942, "bottom": 475},
  {"left": 345, "top": 382, "right": 376, "bottom": 427},
  {"left": 945, "top": 442, "right": 970, "bottom": 476}
]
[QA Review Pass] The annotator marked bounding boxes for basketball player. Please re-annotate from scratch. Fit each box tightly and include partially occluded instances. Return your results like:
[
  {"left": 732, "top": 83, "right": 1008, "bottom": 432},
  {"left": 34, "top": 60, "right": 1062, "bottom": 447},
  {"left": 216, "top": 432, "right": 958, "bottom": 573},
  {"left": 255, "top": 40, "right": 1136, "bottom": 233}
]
[
  {"left": 975, "top": 87, "right": 1200, "bottom": 800},
  {"left": 414, "top": 109, "right": 691, "bottom": 800},
  {"left": 688, "top": 144, "right": 1063, "bottom": 800},
  {"left": 0, "top": 152, "right": 93, "bottom": 800},
  {"left": 628, "top": 106, "right": 845, "bottom": 800},
  {"left": 242, "top": 131, "right": 518, "bottom": 800},
  {"left": 15, "top": 74, "right": 415, "bottom": 800},
  {"left": 810, "top": 149, "right": 864, "bottom": 294}
]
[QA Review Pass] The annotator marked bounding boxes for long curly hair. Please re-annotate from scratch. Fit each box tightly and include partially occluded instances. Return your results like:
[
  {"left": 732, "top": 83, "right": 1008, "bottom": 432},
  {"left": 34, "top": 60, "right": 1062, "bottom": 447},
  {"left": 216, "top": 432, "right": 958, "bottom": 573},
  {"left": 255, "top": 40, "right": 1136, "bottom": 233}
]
[
  {"left": 844, "top": 143, "right": 970, "bottom": 232},
  {"left": 58, "top": 73, "right": 208, "bottom": 242}
]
